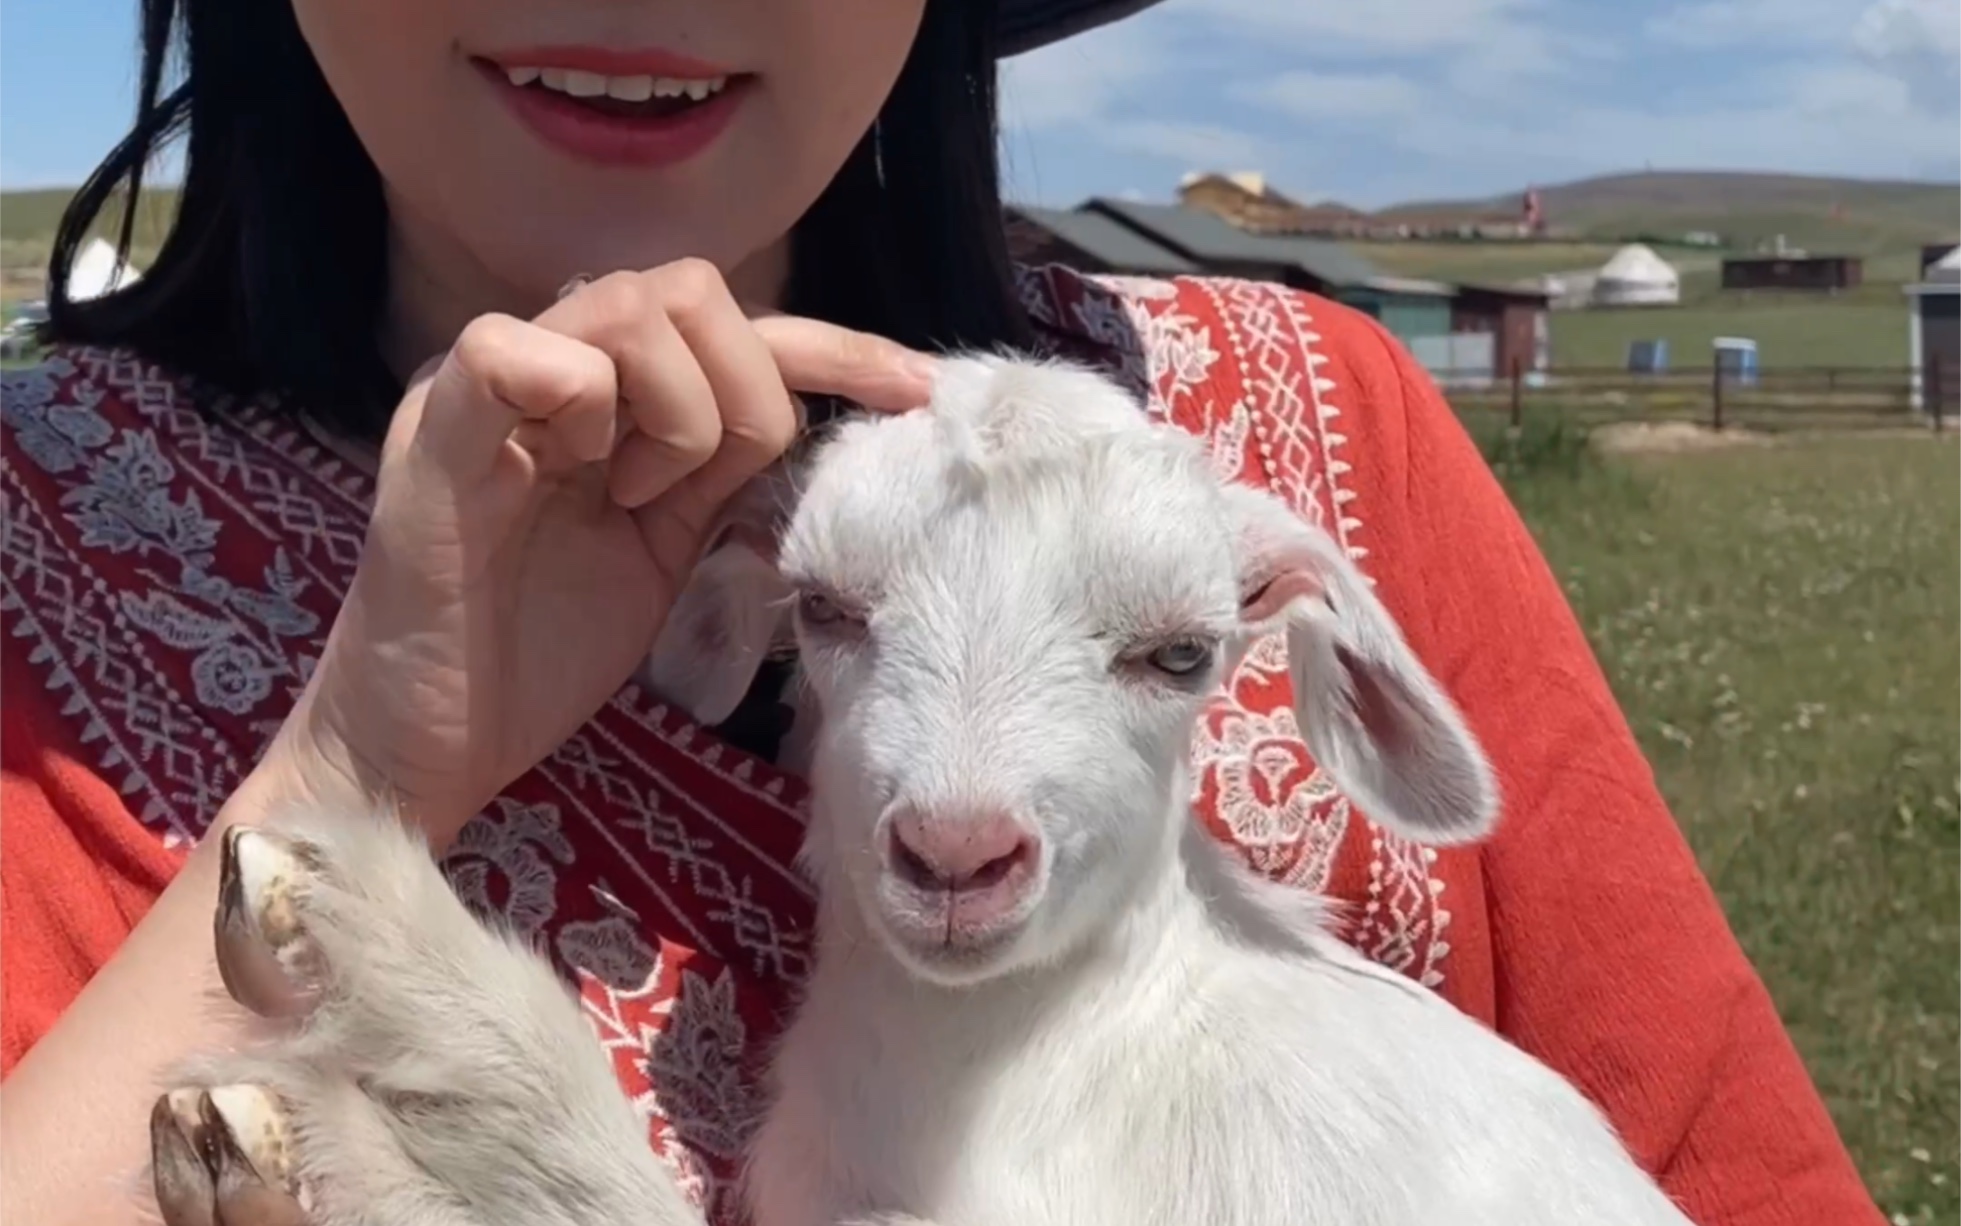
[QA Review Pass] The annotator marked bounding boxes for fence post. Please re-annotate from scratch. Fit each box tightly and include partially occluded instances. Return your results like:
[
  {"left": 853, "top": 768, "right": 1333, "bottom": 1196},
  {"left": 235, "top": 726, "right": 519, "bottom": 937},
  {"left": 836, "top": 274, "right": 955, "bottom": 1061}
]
[
  {"left": 1509, "top": 356, "right": 1523, "bottom": 430},
  {"left": 1710, "top": 361, "right": 1726, "bottom": 432}
]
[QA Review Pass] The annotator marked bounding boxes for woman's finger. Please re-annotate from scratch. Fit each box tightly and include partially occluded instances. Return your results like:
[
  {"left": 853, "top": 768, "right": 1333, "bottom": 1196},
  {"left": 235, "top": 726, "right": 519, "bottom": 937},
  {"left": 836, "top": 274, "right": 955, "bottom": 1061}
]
[
  {"left": 539, "top": 264, "right": 797, "bottom": 511},
  {"left": 416, "top": 313, "right": 619, "bottom": 478},
  {"left": 749, "top": 313, "right": 938, "bottom": 411},
  {"left": 534, "top": 284, "right": 727, "bottom": 507}
]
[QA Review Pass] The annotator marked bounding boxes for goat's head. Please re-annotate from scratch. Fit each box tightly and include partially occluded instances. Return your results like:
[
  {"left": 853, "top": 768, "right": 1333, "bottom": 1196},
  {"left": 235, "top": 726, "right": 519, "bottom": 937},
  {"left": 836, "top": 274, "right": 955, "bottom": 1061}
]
[{"left": 647, "top": 355, "right": 1498, "bottom": 986}]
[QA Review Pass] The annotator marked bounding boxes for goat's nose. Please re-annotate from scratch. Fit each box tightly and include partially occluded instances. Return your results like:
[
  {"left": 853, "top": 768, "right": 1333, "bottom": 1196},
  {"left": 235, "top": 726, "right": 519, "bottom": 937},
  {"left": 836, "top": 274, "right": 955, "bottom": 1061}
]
[{"left": 887, "top": 808, "right": 1037, "bottom": 890}]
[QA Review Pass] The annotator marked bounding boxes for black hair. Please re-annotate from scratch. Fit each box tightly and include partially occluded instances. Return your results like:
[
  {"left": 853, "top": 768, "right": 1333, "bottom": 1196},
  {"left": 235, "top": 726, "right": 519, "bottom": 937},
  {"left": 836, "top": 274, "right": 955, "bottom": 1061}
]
[{"left": 44, "top": 0, "right": 1034, "bottom": 439}]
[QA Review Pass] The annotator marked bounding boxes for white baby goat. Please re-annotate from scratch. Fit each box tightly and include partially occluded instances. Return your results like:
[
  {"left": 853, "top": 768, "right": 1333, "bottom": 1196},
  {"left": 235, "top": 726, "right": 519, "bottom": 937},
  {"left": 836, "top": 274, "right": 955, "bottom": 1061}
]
[{"left": 151, "top": 355, "right": 1694, "bottom": 1226}]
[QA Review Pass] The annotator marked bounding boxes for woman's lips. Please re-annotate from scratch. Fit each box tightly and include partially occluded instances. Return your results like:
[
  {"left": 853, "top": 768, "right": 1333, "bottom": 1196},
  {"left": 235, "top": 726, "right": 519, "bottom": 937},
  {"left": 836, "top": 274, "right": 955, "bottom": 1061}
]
[{"left": 474, "top": 48, "right": 748, "bottom": 169}]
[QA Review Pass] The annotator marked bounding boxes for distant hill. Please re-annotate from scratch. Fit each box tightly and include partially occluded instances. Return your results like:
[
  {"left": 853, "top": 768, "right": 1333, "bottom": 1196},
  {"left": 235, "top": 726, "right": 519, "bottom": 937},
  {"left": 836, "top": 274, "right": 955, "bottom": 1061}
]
[
  {"left": 1383, "top": 170, "right": 1959, "bottom": 256},
  {"left": 1, "top": 186, "right": 181, "bottom": 257},
  {"left": 3, "top": 169, "right": 1956, "bottom": 295}
]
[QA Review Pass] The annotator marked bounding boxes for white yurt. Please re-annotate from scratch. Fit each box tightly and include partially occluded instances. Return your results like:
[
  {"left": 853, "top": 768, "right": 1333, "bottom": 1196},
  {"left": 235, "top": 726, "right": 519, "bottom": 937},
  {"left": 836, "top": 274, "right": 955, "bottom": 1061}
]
[
  {"left": 66, "top": 238, "right": 143, "bottom": 302},
  {"left": 1590, "top": 243, "right": 1680, "bottom": 307}
]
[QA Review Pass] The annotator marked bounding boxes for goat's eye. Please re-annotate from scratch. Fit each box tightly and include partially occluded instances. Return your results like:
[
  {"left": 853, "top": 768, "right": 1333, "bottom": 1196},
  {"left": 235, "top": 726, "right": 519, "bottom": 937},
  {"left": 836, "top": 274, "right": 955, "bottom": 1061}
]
[
  {"left": 796, "top": 588, "right": 866, "bottom": 633},
  {"left": 798, "top": 590, "right": 845, "bottom": 625},
  {"left": 1145, "top": 637, "right": 1214, "bottom": 677}
]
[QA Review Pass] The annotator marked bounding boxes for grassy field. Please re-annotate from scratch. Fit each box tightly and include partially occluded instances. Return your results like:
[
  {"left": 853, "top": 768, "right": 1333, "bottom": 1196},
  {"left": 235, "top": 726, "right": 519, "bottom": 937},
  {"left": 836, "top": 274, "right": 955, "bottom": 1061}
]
[
  {"left": 1401, "top": 171, "right": 1958, "bottom": 256},
  {"left": 1477, "top": 422, "right": 1960, "bottom": 1223},
  {"left": 1547, "top": 248, "right": 1930, "bottom": 370},
  {"left": 0, "top": 186, "right": 177, "bottom": 306},
  {"left": 1355, "top": 239, "right": 1643, "bottom": 285},
  {"left": 1550, "top": 297, "right": 1909, "bottom": 369},
  {"left": 1355, "top": 228, "right": 1934, "bottom": 372}
]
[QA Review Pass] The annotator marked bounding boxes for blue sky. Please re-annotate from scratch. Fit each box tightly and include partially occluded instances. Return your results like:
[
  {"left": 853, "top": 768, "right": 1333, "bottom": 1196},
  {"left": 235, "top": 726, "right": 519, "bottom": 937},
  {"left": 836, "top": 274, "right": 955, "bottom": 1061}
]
[{"left": 5, "top": 0, "right": 1956, "bottom": 208}]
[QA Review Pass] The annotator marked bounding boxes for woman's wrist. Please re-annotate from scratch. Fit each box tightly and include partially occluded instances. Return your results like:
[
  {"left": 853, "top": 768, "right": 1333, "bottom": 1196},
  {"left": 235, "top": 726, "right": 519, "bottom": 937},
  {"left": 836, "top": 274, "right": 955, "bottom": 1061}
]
[{"left": 249, "top": 696, "right": 473, "bottom": 854}]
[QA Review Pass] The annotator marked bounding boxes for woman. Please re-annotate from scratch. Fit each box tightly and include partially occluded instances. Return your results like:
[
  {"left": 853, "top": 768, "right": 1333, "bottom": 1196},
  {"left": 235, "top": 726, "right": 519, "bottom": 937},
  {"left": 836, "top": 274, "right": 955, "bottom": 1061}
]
[{"left": 0, "top": 0, "right": 1878, "bottom": 1223}]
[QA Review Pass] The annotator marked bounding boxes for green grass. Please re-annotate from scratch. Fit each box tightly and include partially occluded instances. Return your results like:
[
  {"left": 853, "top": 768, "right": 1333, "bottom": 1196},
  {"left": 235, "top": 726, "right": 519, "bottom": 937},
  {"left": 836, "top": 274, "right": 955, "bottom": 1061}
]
[
  {"left": 1360, "top": 240, "right": 1922, "bottom": 374},
  {"left": 1491, "top": 430, "right": 1960, "bottom": 1223},
  {"left": 1552, "top": 297, "right": 1910, "bottom": 370},
  {"left": 1, "top": 186, "right": 177, "bottom": 305},
  {"left": 0, "top": 185, "right": 179, "bottom": 252},
  {"left": 1356, "top": 240, "right": 1626, "bottom": 285}
]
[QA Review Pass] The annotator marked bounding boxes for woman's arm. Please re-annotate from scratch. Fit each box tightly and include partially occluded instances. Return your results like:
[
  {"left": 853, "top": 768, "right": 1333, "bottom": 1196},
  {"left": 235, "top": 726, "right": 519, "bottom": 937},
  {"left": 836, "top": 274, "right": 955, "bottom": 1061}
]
[
  {"left": 0, "top": 741, "right": 331, "bottom": 1226},
  {"left": 1339, "top": 317, "right": 1885, "bottom": 1226}
]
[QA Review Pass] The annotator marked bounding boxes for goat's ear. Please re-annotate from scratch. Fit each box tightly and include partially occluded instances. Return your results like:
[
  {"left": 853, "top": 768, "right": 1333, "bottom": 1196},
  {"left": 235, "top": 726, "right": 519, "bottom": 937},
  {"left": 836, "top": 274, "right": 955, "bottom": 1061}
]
[
  {"left": 642, "top": 481, "right": 795, "bottom": 728},
  {"left": 1223, "top": 484, "right": 1499, "bottom": 846}
]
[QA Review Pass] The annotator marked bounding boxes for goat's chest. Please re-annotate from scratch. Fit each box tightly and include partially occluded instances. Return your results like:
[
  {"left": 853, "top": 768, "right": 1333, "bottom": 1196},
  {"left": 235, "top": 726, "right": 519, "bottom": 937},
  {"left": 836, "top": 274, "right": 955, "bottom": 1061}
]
[
  {"left": 742, "top": 960, "right": 1386, "bottom": 1226},
  {"left": 744, "top": 987, "right": 1172, "bottom": 1226}
]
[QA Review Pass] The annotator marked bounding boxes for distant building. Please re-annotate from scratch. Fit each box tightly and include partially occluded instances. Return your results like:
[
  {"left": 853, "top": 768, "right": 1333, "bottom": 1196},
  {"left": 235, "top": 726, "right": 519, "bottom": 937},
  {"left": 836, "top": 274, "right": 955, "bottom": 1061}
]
[
  {"left": 1083, "top": 199, "right": 1545, "bottom": 382},
  {"left": 1082, "top": 198, "right": 1387, "bottom": 293},
  {"left": 1449, "top": 285, "right": 1553, "bottom": 381},
  {"left": 1174, "top": 171, "right": 1539, "bottom": 241},
  {"left": 1003, "top": 206, "right": 1196, "bottom": 277},
  {"left": 1006, "top": 197, "right": 1555, "bottom": 383},
  {"left": 1720, "top": 255, "right": 1863, "bottom": 293},
  {"left": 1175, "top": 172, "right": 1373, "bottom": 237},
  {"left": 1590, "top": 244, "right": 1681, "bottom": 308},
  {"left": 1905, "top": 247, "right": 1960, "bottom": 417}
]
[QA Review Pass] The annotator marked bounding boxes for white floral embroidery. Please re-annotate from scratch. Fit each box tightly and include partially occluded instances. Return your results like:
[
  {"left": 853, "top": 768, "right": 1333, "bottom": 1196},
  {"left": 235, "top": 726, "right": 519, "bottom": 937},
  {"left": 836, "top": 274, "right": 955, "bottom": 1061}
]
[
  {"left": 644, "top": 966, "right": 756, "bottom": 1163},
  {"left": 444, "top": 797, "right": 579, "bottom": 940}
]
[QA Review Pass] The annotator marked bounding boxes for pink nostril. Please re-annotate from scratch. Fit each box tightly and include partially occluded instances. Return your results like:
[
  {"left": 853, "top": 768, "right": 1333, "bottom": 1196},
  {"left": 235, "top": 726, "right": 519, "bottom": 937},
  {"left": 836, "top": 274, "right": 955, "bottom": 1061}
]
[{"left": 888, "top": 810, "right": 1036, "bottom": 891}]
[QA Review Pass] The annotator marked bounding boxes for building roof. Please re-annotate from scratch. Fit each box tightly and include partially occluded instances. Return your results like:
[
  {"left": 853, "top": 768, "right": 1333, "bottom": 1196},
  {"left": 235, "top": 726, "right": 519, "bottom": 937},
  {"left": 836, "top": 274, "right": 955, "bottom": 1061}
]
[
  {"left": 1083, "top": 199, "right": 1384, "bottom": 287},
  {"left": 1009, "top": 205, "right": 1197, "bottom": 274},
  {"left": 1906, "top": 245, "right": 1961, "bottom": 295},
  {"left": 1721, "top": 253, "right": 1862, "bottom": 266},
  {"left": 1359, "top": 274, "right": 1456, "bottom": 298},
  {"left": 1597, "top": 243, "right": 1679, "bottom": 286},
  {"left": 1455, "top": 281, "right": 1554, "bottom": 305}
]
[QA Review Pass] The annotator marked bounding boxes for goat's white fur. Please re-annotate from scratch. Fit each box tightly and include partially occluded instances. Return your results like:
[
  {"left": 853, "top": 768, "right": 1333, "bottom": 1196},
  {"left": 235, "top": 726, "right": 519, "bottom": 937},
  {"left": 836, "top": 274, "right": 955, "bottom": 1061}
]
[{"left": 158, "top": 355, "right": 1692, "bottom": 1226}]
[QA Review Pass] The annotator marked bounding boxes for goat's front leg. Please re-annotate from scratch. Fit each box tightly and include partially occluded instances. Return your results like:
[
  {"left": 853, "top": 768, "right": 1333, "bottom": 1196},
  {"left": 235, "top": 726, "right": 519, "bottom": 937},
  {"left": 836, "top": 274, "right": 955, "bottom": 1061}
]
[{"left": 147, "top": 803, "right": 705, "bottom": 1226}]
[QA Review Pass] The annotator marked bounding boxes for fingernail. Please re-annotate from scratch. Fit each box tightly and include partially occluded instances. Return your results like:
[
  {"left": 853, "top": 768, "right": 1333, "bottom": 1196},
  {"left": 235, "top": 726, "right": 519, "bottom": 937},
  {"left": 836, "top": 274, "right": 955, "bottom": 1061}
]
[
  {"left": 902, "top": 353, "right": 942, "bottom": 392},
  {"left": 556, "top": 272, "right": 594, "bottom": 301}
]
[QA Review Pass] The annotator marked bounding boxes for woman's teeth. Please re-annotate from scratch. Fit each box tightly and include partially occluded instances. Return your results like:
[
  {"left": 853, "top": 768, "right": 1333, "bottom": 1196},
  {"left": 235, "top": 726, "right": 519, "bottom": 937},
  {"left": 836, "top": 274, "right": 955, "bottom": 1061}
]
[{"left": 502, "top": 66, "right": 729, "bottom": 104}]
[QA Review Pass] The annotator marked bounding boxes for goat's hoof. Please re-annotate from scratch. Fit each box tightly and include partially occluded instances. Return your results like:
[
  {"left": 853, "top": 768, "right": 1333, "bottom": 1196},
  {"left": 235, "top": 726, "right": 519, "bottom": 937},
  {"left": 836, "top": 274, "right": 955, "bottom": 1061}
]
[
  {"left": 215, "top": 826, "right": 322, "bottom": 1018},
  {"left": 151, "top": 1084, "right": 305, "bottom": 1226}
]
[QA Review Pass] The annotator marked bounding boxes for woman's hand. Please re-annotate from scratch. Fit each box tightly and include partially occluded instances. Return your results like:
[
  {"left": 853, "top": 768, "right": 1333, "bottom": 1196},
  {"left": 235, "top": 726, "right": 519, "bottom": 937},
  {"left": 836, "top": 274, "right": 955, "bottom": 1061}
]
[{"left": 277, "top": 259, "right": 935, "bottom": 845}]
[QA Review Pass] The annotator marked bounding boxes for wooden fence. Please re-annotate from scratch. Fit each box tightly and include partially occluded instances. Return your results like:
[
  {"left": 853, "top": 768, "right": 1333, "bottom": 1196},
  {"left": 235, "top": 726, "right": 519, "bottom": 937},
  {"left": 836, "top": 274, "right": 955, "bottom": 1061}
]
[{"left": 1446, "top": 363, "right": 1958, "bottom": 434}]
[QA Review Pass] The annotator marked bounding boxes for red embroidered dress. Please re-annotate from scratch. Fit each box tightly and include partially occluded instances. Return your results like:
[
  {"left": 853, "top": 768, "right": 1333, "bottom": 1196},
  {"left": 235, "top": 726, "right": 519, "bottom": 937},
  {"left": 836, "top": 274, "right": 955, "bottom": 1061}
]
[{"left": 1, "top": 268, "right": 1880, "bottom": 1224}]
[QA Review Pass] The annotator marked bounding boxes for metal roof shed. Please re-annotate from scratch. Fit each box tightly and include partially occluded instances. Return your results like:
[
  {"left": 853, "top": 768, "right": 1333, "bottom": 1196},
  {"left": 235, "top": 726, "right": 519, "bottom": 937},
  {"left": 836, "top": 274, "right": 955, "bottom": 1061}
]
[
  {"left": 1080, "top": 199, "right": 1465, "bottom": 352},
  {"left": 1081, "top": 198, "right": 1378, "bottom": 290},
  {"left": 1005, "top": 206, "right": 1198, "bottom": 276}
]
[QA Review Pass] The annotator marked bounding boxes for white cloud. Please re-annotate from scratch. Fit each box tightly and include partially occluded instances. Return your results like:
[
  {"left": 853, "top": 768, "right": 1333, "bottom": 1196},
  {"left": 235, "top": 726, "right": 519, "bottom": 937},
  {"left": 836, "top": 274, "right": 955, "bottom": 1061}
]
[
  {"left": 998, "top": 17, "right": 1168, "bottom": 130},
  {"left": 1648, "top": 0, "right": 1960, "bottom": 66},
  {"left": 1422, "top": 66, "right": 1942, "bottom": 175},
  {"left": 1853, "top": 0, "right": 1961, "bottom": 61},
  {"left": 999, "top": 6, "right": 1273, "bottom": 188},
  {"left": 1179, "top": 0, "right": 1555, "bottom": 52},
  {"left": 1001, "top": 0, "right": 1958, "bottom": 207},
  {"left": 1237, "top": 71, "right": 1426, "bottom": 122},
  {"left": 1105, "top": 121, "right": 1272, "bottom": 168},
  {"left": 1645, "top": 0, "right": 1856, "bottom": 49}
]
